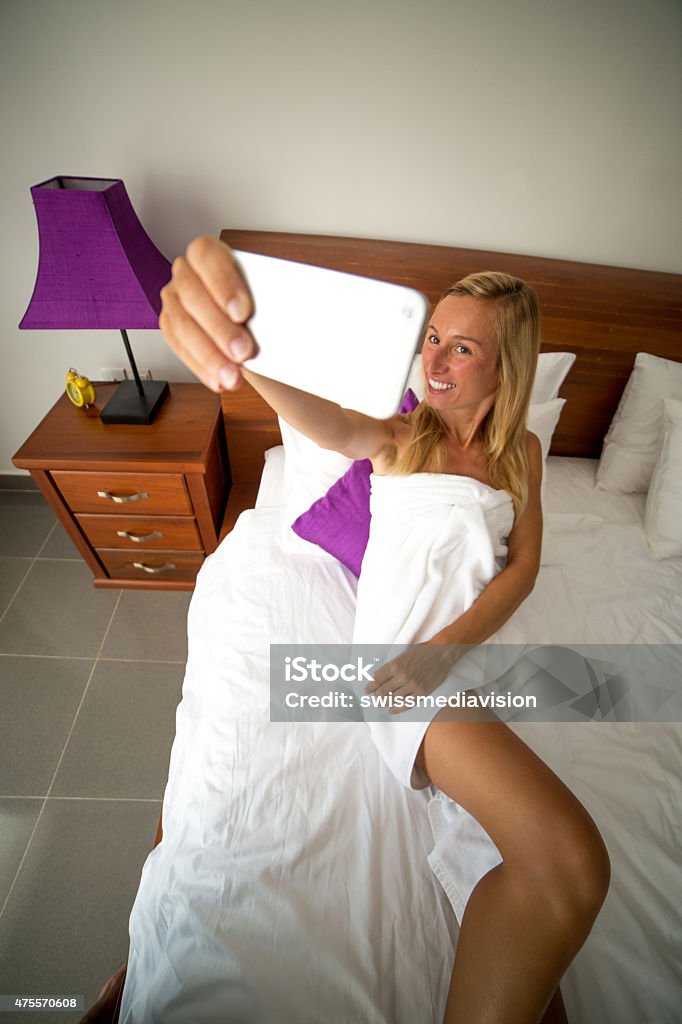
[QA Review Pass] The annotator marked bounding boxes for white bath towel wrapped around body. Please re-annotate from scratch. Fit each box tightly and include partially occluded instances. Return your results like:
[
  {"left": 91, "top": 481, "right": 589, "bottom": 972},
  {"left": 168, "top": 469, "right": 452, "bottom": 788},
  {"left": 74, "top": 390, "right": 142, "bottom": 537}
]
[
  {"left": 353, "top": 472, "right": 515, "bottom": 648},
  {"left": 352, "top": 471, "right": 517, "bottom": 921}
]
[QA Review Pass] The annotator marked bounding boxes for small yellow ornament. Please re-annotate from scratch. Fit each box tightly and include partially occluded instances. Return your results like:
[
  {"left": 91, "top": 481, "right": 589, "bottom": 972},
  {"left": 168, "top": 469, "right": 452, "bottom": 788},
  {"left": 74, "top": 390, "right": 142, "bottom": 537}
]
[{"left": 65, "top": 368, "right": 96, "bottom": 408}]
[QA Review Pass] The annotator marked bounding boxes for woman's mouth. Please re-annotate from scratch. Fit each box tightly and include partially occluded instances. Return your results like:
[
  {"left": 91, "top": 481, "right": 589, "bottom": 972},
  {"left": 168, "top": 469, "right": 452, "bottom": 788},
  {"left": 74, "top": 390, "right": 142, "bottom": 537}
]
[{"left": 428, "top": 377, "right": 456, "bottom": 392}]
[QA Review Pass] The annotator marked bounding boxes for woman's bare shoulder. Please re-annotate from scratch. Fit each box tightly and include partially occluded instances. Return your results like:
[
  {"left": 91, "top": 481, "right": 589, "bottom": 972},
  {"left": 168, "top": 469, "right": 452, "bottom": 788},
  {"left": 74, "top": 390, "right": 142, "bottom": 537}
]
[
  {"left": 524, "top": 430, "right": 544, "bottom": 487},
  {"left": 525, "top": 429, "right": 543, "bottom": 462}
]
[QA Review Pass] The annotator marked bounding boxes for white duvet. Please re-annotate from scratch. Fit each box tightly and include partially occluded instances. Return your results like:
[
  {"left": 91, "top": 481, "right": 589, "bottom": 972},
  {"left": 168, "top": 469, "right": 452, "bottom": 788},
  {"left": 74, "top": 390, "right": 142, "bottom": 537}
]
[
  {"left": 120, "top": 456, "right": 682, "bottom": 1024},
  {"left": 120, "top": 508, "right": 457, "bottom": 1024}
]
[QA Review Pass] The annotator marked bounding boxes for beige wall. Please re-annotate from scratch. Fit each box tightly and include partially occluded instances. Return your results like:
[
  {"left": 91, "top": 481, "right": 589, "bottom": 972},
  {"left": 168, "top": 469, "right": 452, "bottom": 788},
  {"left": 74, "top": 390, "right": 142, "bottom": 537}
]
[{"left": 2, "top": 0, "right": 681, "bottom": 472}]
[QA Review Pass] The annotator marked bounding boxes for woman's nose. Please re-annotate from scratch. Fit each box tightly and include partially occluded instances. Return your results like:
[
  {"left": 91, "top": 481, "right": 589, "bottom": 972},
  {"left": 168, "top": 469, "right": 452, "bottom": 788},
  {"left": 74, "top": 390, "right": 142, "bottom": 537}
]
[{"left": 428, "top": 350, "right": 449, "bottom": 375}]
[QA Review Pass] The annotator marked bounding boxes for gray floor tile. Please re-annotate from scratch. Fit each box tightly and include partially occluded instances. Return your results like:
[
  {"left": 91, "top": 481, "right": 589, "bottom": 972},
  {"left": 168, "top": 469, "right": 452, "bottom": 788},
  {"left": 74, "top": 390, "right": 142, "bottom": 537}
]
[
  {"left": 0, "top": 558, "right": 32, "bottom": 618},
  {"left": 0, "top": 657, "right": 93, "bottom": 797},
  {"left": 0, "top": 798, "right": 42, "bottom": 908},
  {"left": 100, "top": 589, "right": 191, "bottom": 662},
  {"left": 0, "top": 474, "right": 39, "bottom": 491},
  {"left": 51, "top": 660, "right": 184, "bottom": 800},
  {"left": 39, "top": 522, "right": 82, "bottom": 559},
  {"left": 0, "top": 798, "right": 160, "bottom": 1018},
  {"left": 0, "top": 562, "right": 119, "bottom": 657},
  {"left": 0, "top": 492, "right": 55, "bottom": 557}
]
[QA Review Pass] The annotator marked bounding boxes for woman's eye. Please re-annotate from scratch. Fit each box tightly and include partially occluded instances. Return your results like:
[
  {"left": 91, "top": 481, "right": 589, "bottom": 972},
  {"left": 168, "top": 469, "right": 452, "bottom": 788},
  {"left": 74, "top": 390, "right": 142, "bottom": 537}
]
[{"left": 426, "top": 335, "right": 469, "bottom": 354}]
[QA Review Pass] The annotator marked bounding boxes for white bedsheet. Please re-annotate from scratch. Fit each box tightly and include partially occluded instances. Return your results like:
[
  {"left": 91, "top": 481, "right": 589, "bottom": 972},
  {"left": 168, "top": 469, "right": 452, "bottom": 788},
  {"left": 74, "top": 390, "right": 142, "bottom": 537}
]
[
  {"left": 121, "top": 453, "right": 682, "bottom": 1024},
  {"left": 504, "top": 458, "right": 682, "bottom": 1024},
  {"left": 517, "top": 457, "right": 682, "bottom": 645},
  {"left": 121, "top": 508, "right": 456, "bottom": 1024}
]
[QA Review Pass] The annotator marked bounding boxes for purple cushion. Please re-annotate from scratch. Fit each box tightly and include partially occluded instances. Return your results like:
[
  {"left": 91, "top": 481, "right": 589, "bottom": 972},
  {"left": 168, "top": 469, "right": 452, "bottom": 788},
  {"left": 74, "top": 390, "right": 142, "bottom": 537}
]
[{"left": 291, "top": 389, "right": 420, "bottom": 575}]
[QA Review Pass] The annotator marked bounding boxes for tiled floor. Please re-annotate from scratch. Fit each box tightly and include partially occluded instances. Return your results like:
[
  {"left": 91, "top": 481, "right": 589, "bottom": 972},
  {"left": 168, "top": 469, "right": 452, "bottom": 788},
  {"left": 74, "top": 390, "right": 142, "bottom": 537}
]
[{"left": 0, "top": 484, "right": 190, "bottom": 1021}]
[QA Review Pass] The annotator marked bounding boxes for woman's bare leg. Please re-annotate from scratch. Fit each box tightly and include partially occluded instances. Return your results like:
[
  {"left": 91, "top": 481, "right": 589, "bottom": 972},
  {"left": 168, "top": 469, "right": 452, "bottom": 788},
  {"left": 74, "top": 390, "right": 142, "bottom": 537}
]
[
  {"left": 539, "top": 988, "right": 568, "bottom": 1024},
  {"left": 78, "top": 965, "right": 126, "bottom": 1023},
  {"left": 416, "top": 720, "right": 609, "bottom": 1024}
]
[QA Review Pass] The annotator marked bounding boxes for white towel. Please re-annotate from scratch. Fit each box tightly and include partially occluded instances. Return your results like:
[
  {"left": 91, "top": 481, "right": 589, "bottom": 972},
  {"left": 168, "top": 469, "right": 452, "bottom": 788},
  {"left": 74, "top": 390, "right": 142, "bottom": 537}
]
[
  {"left": 352, "top": 472, "right": 517, "bottom": 921},
  {"left": 353, "top": 473, "right": 514, "bottom": 648},
  {"left": 353, "top": 473, "right": 517, "bottom": 785}
]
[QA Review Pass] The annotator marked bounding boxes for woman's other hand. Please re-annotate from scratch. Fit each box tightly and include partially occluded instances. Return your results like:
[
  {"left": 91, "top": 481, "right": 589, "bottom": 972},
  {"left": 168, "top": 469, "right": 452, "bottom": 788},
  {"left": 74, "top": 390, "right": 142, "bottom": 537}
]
[
  {"left": 159, "top": 236, "right": 258, "bottom": 393},
  {"left": 365, "top": 642, "right": 462, "bottom": 714}
]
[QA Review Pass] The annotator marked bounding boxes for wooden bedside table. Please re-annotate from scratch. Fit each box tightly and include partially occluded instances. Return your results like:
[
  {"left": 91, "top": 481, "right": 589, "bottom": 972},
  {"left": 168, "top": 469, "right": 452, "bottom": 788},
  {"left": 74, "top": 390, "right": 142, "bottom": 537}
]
[{"left": 12, "top": 382, "right": 231, "bottom": 590}]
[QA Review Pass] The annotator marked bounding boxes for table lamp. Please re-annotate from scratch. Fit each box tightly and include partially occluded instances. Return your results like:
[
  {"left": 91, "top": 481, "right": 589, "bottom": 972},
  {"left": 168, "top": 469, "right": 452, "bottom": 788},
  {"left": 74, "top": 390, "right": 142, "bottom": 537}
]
[{"left": 19, "top": 176, "right": 172, "bottom": 424}]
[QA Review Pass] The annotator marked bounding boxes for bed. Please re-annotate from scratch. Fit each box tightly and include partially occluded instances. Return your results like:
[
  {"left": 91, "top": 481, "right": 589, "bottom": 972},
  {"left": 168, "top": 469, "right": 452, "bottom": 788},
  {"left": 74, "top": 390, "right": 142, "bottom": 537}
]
[{"left": 106, "top": 232, "right": 681, "bottom": 1024}]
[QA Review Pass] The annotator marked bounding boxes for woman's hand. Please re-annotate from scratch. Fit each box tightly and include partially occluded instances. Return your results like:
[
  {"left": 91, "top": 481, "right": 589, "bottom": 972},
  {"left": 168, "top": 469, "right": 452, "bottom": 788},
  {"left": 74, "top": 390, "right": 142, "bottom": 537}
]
[
  {"left": 364, "top": 641, "right": 463, "bottom": 715},
  {"left": 159, "top": 236, "right": 258, "bottom": 393}
]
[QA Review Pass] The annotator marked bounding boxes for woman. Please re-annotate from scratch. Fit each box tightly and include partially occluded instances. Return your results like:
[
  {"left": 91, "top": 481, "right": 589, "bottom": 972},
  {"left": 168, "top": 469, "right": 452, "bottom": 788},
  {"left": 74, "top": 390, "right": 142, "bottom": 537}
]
[{"left": 159, "top": 237, "right": 610, "bottom": 1024}]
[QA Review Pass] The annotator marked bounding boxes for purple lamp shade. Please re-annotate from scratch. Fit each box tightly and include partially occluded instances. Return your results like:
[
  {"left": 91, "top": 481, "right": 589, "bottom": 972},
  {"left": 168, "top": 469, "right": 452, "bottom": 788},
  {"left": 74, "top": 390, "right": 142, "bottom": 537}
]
[{"left": 19, "top": 176, "right": 171, "bottom": 330}]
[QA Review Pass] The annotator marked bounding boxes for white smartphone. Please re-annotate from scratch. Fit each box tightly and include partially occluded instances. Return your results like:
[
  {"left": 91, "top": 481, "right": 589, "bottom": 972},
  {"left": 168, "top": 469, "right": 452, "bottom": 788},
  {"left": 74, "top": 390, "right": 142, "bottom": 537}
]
[{"left": 234, "top": 250, "right": 428, "bottom": 418}]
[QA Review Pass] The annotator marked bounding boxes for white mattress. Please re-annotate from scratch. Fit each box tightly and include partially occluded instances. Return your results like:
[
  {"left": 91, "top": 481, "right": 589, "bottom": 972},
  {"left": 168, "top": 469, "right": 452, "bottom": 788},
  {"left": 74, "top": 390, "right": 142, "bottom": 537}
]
[{"left": 121, "top": 451, "right": 682, "bottom": 1024}]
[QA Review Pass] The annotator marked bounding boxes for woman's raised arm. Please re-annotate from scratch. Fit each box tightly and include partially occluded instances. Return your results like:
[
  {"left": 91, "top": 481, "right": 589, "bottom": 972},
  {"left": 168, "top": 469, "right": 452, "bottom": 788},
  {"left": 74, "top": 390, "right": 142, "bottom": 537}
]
[{"left": 159, "top": 236, "right": 396, "bottom": 460}]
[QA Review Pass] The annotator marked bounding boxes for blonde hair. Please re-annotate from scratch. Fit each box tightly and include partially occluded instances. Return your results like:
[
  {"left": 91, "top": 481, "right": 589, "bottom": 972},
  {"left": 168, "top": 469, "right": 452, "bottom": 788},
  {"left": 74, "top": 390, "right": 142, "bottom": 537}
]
[{"left": 388, "top": 271, "right": 540, "bottom": 518}]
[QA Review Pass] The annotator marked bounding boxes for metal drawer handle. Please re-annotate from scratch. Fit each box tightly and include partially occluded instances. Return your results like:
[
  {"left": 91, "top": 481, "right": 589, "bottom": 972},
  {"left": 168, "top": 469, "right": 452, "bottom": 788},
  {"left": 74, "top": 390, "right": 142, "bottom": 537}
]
[
  {"left": 133, "top": 562, "right": 176, "bottom": 574},
  {"left": 98, "top": 490, "right": 150, "bottom": 504},
  {"left": 117, "top": 530, "right": 164, "bottom": 543}
]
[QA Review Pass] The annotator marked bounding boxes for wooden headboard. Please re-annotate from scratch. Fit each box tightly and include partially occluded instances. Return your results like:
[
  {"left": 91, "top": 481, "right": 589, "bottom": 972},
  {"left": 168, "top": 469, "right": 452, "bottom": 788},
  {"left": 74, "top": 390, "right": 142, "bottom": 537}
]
[{"left": 218, "top": 229, "right": 682, "bottom": 527}]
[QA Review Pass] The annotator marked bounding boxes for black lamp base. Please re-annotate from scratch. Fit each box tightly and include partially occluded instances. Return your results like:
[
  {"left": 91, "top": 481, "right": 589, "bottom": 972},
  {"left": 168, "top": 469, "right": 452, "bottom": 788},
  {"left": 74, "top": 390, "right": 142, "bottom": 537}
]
[{"left": 100, "top": 379, "right": 169, "bottom": 424}]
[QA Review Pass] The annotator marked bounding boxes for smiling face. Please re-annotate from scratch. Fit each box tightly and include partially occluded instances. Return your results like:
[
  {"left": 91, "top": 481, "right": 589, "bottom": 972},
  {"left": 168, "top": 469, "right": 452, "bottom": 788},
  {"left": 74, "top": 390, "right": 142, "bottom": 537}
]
[{"left": 421, "top": 294, "right": 499, "bottom": 421}]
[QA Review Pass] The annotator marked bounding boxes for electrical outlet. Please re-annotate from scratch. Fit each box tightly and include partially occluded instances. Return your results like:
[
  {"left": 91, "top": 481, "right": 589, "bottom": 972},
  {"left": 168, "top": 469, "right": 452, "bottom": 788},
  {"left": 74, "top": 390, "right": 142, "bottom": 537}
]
[{"left": 100, "top": 368, "right": 154, "bottom": 381}]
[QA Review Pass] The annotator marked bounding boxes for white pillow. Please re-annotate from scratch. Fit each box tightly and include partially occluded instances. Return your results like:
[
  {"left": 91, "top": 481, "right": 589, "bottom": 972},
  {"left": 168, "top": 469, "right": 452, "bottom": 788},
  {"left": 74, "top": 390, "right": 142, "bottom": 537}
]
[
  {"left": 407, "top": 350, "right": 575, "bottom": 405},
  {"left": 278, "top": 416, "right": 353, "bottom": 554},
  {"left": 530, "top": 352, "right": 576, "bottom": 404},
  {"left": 405, "top": 354, "right": 425, "bottom": 398},
  {"left": 527, "top": 399, "right": 566, "bottom": 566},
  {"left": 527, "top": 398, "right": 565, "bottom": 463},
  {"left": 643, "top": 398, "right": 682, "bottom": 559},
  {"left": 596, "top": 352, "right": 682, "bottom": 494}
]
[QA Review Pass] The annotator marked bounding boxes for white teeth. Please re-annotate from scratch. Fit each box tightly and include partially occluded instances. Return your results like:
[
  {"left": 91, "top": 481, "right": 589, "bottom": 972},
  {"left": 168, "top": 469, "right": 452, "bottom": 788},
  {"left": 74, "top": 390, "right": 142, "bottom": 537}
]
[{"left": 429, "top": 377, "right": 456, "bottom": 391}]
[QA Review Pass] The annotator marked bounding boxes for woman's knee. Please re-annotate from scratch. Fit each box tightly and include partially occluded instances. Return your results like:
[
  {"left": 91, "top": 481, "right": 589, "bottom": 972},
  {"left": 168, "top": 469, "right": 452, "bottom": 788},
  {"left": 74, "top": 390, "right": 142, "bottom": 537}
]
[
  {"left": 418, "top": 719, "right": 610, "bottom": 931},
  {"left": 559, "top": 817, "right": 610, "bottom": 922},
  {"left": 520, "top": 812, "right": 611, "bottom": 936}
]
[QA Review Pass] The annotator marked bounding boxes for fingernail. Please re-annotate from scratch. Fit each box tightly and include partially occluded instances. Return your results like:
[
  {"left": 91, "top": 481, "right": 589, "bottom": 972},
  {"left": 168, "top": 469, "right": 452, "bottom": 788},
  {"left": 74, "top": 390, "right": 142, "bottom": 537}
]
[
  {"left": 219, "top": 365, "right": 239, "bottom": 390},
  {"left": 227, "top": 293, "right": 249, "bottom": 322},
  {"left": 229, "top": 335, "right": 251, "bottom": 361}
]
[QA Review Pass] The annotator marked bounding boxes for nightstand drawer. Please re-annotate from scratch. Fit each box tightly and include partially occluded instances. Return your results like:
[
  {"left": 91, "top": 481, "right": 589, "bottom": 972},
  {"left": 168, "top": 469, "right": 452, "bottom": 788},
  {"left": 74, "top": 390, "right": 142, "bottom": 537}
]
[
  {"left": 97, "top": 549, "right": 204, "bottom": 581},
  {"left": 76, "top": 514, "right": 202, "bottom": 551},
  {"left": 52, "top": 471, "right": 192, "bottom": 515}
]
